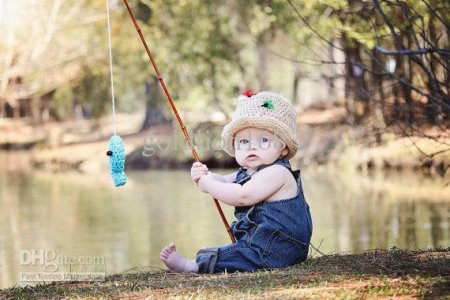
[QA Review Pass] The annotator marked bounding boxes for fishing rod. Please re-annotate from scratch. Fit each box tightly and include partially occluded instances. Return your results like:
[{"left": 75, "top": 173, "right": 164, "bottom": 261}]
[{"left": 121, "top": 0, "right": 235, "bottom": 243}]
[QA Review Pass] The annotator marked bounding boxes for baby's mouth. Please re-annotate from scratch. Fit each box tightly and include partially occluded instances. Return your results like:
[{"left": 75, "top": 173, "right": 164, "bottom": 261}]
[{"left": 246, "top": 154, "right": 259, "bottom": 160}]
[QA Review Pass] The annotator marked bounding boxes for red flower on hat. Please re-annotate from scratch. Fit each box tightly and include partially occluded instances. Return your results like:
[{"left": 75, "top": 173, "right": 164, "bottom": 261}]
[{"left": 242, "top": 89, "right": 256, "bottom": 97}]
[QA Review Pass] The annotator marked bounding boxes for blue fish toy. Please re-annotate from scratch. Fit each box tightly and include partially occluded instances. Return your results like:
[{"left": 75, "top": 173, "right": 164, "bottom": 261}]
[{"left": 107, "top": 135, "right": 127, "bottom": 187}]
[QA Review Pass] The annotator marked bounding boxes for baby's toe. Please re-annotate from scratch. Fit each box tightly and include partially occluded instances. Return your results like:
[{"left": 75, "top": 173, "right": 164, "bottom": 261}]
[{"left": 168, "top": 242, "right": 176, "bottom": 251}]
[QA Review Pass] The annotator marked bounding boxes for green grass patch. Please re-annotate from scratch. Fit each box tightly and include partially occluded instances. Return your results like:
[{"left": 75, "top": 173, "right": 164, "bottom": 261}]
[{"left": 2, "top": 248, "right": 449, "bottom": 299}]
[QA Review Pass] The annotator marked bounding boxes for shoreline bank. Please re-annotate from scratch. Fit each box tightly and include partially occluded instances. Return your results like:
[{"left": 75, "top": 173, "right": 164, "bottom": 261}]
[
  {"left": 1, "top": 110, "right": 448, "bottom": 177},
  {"left": 1, "top": 248, "right": 448, "bottom": 299}
]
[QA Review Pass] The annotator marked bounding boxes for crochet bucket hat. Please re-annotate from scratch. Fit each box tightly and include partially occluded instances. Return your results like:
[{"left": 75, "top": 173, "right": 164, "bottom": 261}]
[{"left": 221, "top": 91, "right": 299, "bottom": 159}]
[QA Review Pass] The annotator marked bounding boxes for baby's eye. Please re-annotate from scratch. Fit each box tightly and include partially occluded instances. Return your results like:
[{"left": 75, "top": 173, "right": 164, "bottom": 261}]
[
  {"left": 261, "top": 137, "right": 269, "bottom": 143},
  {"left": 239, "top": 139, "right": 249, "bottom": 144}
]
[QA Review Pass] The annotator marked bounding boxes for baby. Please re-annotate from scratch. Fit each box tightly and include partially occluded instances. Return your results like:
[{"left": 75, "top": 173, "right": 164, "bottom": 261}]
[{"left": 160, "top": 91, "right": 313, "bottom": 273}]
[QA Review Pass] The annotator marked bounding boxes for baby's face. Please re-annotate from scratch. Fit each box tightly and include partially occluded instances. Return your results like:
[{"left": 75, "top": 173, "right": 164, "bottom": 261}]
[{"left": 234, "top": 127, "right": 288, "bottom": 171}]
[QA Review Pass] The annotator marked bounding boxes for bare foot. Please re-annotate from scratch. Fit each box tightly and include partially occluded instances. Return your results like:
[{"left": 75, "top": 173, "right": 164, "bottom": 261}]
[{"left": 160, "top": 243, "right": 199, "bottom": 273}]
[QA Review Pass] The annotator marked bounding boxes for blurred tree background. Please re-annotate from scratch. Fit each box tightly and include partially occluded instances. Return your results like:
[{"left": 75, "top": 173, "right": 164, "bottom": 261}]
[{"left": 0, "top": 0, "right": 448, "bottom": 134}]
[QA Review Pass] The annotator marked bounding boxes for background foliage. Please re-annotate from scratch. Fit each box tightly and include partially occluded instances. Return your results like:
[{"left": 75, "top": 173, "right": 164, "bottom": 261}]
[{"left": 0, "top": 0, "right": 448, "bottom": 128}]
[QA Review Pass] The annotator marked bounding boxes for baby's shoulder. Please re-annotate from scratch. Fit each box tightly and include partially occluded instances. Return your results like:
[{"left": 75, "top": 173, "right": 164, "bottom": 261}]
[
  {"left": 257, "top": 164, "right": 298, "bottom": 201},
  {"left": 257, "top": 164, "right": 294, "bottom": 181}
]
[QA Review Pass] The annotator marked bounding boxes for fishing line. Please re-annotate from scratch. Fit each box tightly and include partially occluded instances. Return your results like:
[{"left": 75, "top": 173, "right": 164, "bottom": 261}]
[
  {"left": 106, "top": 0, "right": 116, "bottom": 135},
  {"left": 106, "top": 0, "right": 127, "bottom": 187}
]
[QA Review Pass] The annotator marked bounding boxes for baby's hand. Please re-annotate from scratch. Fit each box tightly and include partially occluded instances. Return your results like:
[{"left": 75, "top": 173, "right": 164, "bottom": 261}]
[
  {"left": 198, "top": 172, "right": 214, "bottom": 193},
  {"left": 191, "top": 162, "right": 209, "bottom": 183}
]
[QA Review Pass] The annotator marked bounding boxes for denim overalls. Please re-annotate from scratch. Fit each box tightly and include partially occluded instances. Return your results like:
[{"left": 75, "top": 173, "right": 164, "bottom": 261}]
[{"left": 195, "top": 158, "right": 313, "bottom": 273}]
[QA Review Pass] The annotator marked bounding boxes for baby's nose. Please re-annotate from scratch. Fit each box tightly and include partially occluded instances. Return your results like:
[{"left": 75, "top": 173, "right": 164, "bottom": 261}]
[{"left": 249, "top": 140, "right": 258, "bottom": 150}]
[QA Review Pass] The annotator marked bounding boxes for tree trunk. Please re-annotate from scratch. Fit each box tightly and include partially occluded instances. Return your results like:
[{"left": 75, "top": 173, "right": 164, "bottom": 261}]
[
  {"left": 140, "top": 77, "right": 165, "bottom": 132},
  {"left": 425, "top": 13, "right": 443, "bottom": 124},
  {"left": 210, "top": 63, "right": 230, "bottom": 119},
  {"left": 292, "top": 64, "right": 302, "bottom": 106},
  {"left": 31, "top": 97, "right": 41, "bottom": 124},
  {"left": 256, "top": 30, "right": 271, "bottom": 91},
  {"left": 393, "top": 55, "right": 405, "bottom": 122},
  {"left": 344, "top": 50, "right": 356, "bottom": 122},
  {"left": 403, "top": 34, "right": 414, "bottom": 124},
  {"left": 371, "top": 48, "right": 385, "bottom": 115},
  {"left": 0, "top": 98, "right": 4, "bottom": 118},
  {"left": 326, "top": 43, "right": 335, "bottom": 101},
  {"left": 12, "top": 99, "right": 20, "bottom": 119},
  {"left": 41, "top": 98, "right": 50, "bottom": 122},
  {"left": 446, "top": 24, "right": 450, "bottom": 121},
  {"left": 343, "top": 35, "right": 369, "bottom": 123}
]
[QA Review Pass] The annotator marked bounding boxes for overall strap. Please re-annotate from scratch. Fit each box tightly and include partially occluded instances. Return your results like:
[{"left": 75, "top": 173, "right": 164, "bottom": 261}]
[
  {"left": 234, "top": 168, "right": 252, "bottom": 185},
  {"left": 257, "top": 158, "right": 299, "bottom": 180},
  {"left": 256, "top": 157, "right": 291, "bottom": 172},
  {"left": 233, "top": 158, "right": 299, "bottom": 213}
]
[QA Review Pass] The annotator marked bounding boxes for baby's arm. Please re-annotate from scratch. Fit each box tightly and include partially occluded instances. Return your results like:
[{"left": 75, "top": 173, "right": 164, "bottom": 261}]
[
  {"left": 191, "top": 162, "right": 236, "bottom": 184},
  {"left": 198, "top": 165, "right": 289, "bottom": 206},
  {"left": 212, "top": 172, "right": 237, "bottom": 183}
]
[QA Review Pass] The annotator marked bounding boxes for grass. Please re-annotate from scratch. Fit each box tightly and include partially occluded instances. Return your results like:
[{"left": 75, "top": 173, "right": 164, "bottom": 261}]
[{"left": 2, "top": 248, "right": 449, "bottom": 299}]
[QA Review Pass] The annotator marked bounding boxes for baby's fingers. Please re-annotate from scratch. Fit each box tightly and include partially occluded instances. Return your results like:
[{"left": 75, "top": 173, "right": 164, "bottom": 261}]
[
  {"left": 193, "top": 169, "right": 208, "bottom": 177},
  {"left": 193, "top": 164, "right": 208, "bottom": 171},
  {"left": 193, "top": 162, "right": 208, "bottom": 168},
  {"left": 192, "top": 173, "right": 204, "bottom": 181},
  {"left": 191, "top": 169, "right": 202, "bottom": 176}
]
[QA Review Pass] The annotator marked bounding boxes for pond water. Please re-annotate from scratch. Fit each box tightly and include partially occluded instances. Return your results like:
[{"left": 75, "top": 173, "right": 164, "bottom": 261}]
[{"left": 0, "top": 152, "right": 448, "bottom": 289}]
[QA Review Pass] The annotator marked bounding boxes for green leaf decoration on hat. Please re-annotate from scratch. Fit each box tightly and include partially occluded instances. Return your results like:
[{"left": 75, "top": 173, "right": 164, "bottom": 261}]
[{"left": 261, "top": 99, "right": 275, "bottom": 109}]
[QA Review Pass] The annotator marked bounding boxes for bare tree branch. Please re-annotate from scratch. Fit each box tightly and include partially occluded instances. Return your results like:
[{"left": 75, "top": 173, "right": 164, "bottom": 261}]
[{"left": 374, "top": 45, "right": 450, "bottom": 56}]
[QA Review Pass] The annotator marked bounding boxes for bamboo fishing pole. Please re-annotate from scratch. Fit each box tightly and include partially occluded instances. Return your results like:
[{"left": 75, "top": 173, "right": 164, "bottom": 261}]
[{"left": 121, "top": 0, "right": 236, "bottom": 243}]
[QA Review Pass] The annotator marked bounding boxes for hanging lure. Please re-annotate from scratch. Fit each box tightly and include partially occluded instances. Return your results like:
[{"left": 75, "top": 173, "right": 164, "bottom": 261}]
[
  {"left": 106, "top": 0, "right": 126, "bottom": 187},
  {"left": 107, "top": 135, "right": 127, "bottom": 187}
]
